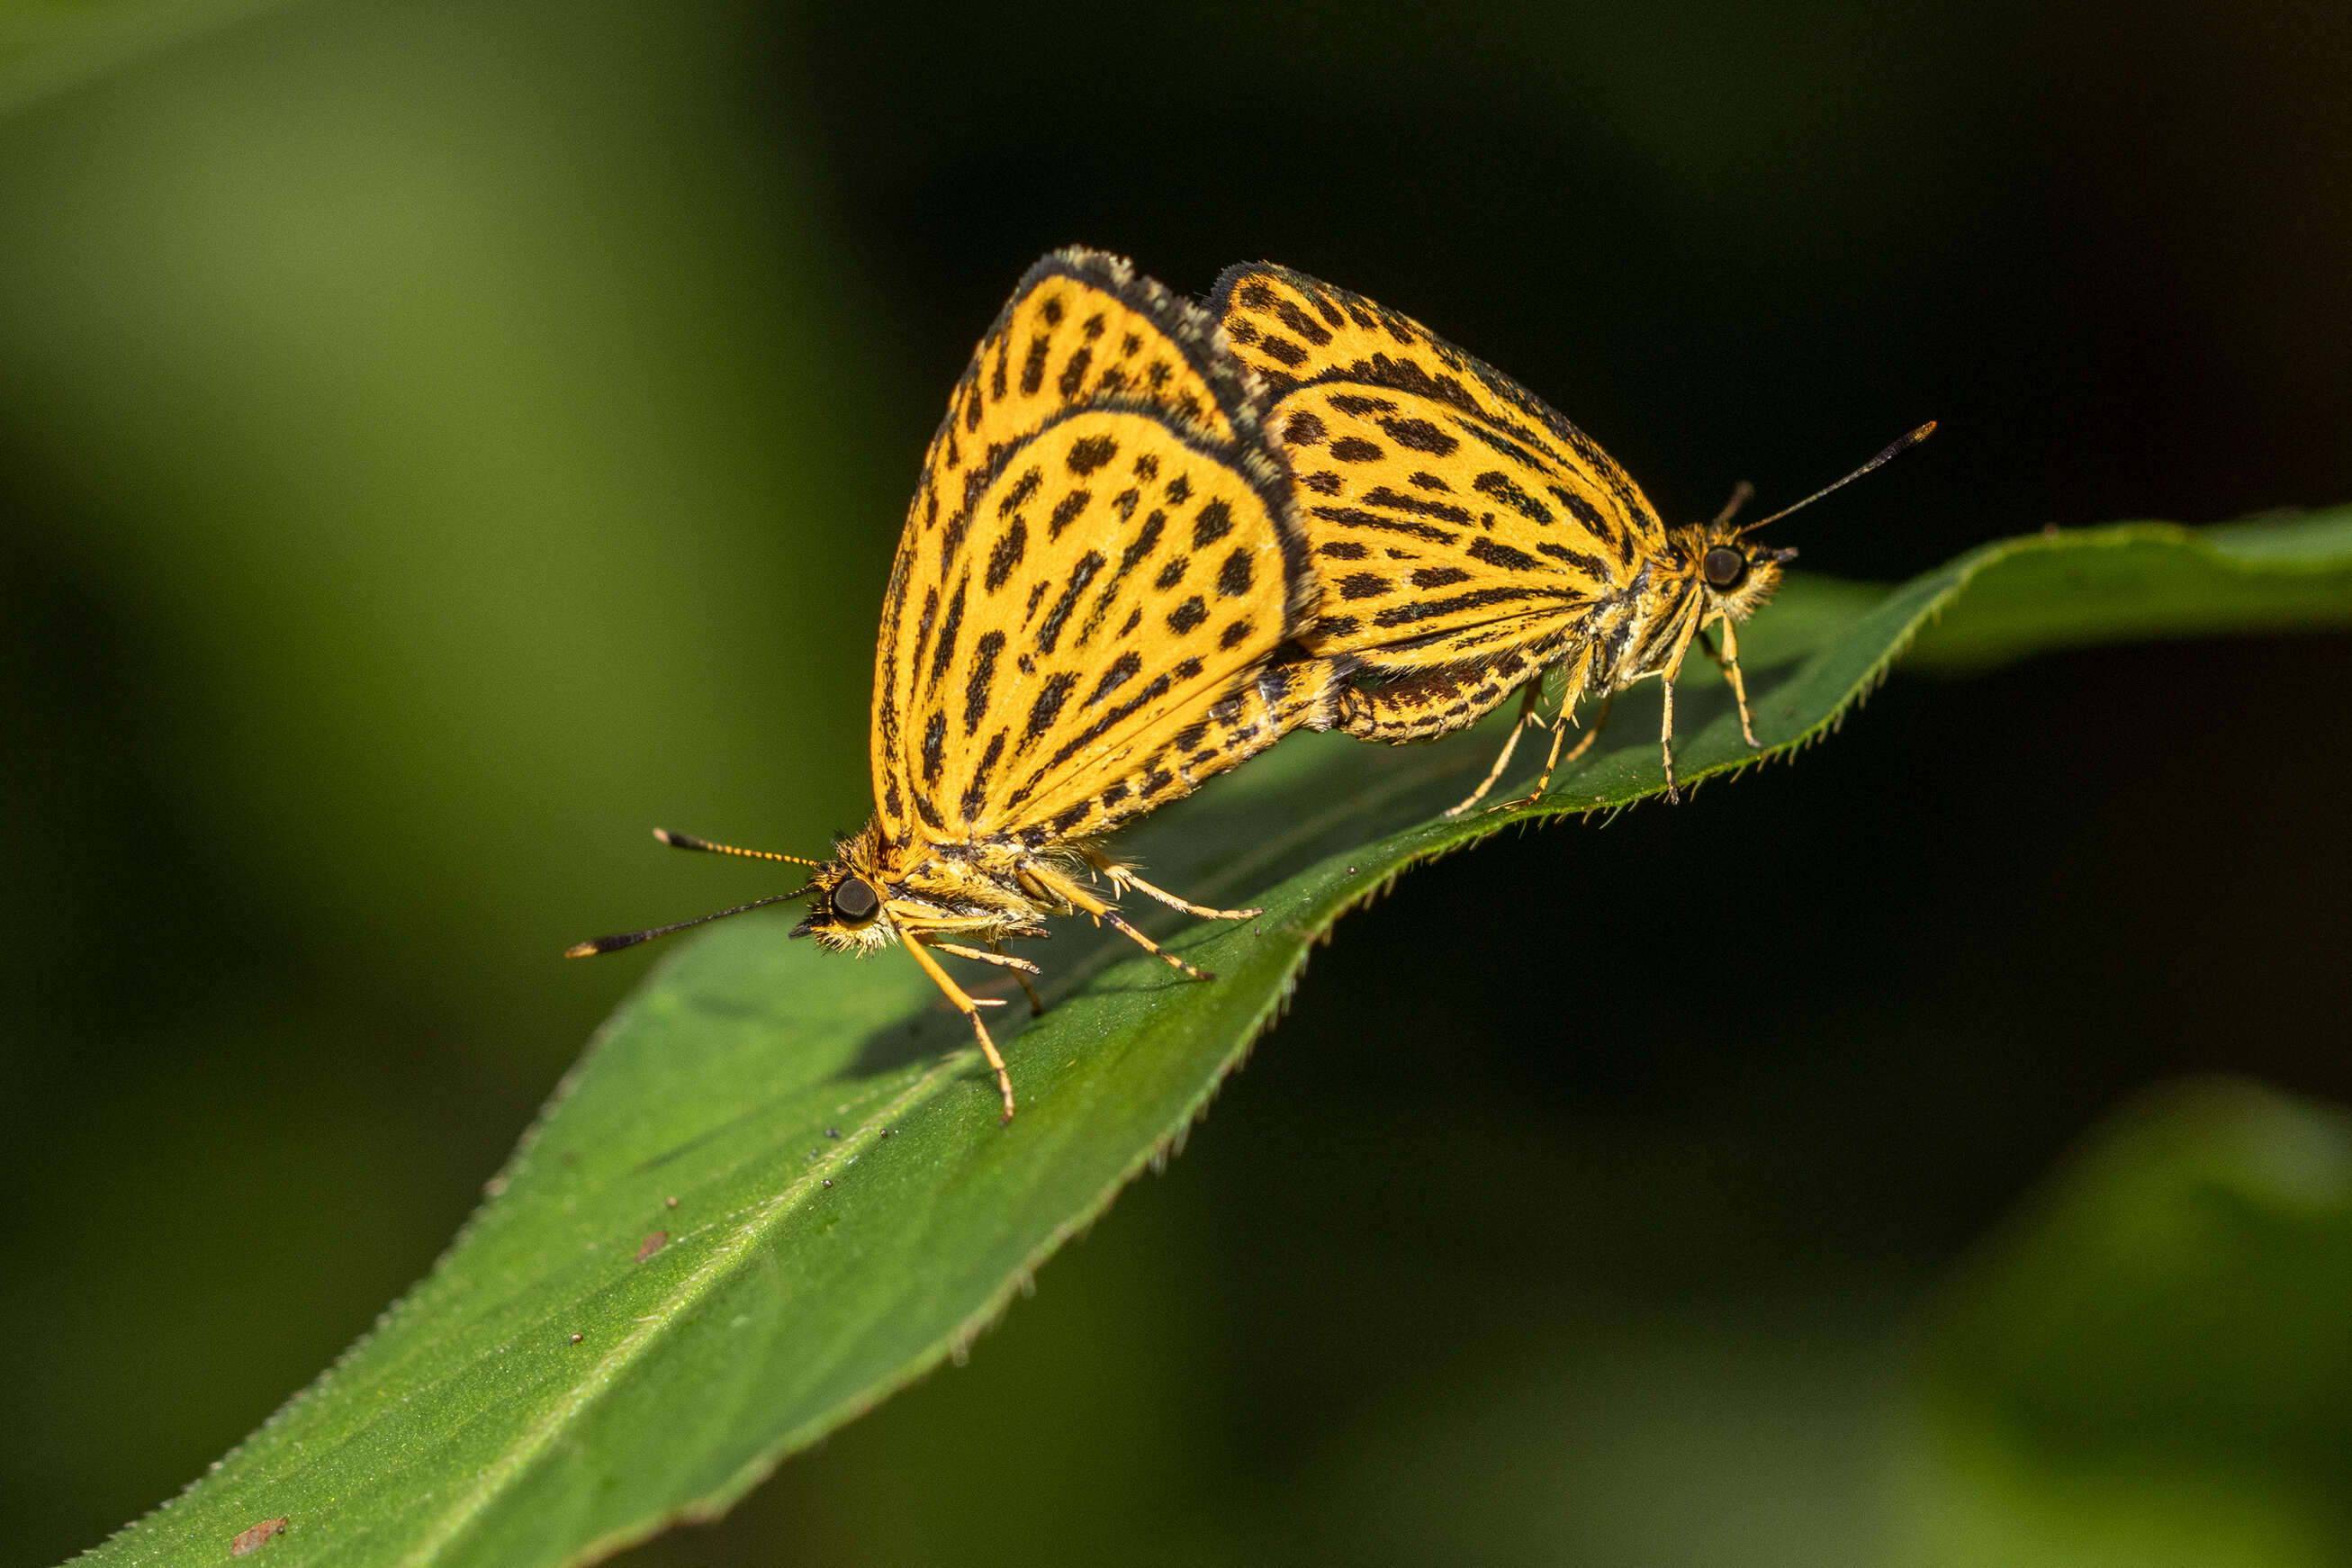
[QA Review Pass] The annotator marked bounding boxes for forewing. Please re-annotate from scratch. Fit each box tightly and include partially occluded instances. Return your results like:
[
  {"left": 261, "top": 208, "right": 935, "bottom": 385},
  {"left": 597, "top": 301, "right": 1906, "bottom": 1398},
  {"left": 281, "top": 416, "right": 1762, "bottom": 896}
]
[
  {"left": 894, "top": 408, "right": 1306, "bottom": 849},
  {"left": 1264, "top": 382, "right": 1621, "bottom": 665},
  {"left": 870, "top": 249, "right": 1320, "bottom": 855},
  {"left": 1209, "top": 263, "right": 1664, "bottom": 668}
]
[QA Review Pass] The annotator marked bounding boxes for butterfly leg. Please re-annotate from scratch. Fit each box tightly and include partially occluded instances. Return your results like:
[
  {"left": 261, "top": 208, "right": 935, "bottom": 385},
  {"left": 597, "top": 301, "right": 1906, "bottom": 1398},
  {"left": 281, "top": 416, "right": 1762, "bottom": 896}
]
[
  {"left": 1496, "top": 690, "right": 1614, "bottom": 813},
  {"left": 931, "top": 938, "right": 1046, "bottom": 1015},
  {"left": 1659, "top": 674, "right": 1682, "bottom": 802},
  {"left": 932, "top": 940, "right": 1041, "bottom": 976},
  {"left": 901, "top": 934, "right": 1019, "bottom": 1122},
  {"left": 1096, "top": 856, "right": 1260, "bottom": 922},
  {"left": 1022, "top": 865, "right": 1215, "bottom": 982},
  {"left": 1654, "top": 612, "right": 1710, "bottom": 803},
  {"left": 992, "top": 939, "right": 1047, "bottom": 1015},
  {"left": 1446, "top": 678, "right": 1547, "bottom": 818},
  {"left": 1697, "top": 619, "right": 1761, "bottom": 748}
]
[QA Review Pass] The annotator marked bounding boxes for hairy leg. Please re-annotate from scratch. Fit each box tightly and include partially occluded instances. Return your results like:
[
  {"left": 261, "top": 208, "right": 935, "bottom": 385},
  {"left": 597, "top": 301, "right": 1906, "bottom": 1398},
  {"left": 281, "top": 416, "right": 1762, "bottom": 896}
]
[
  {"left": 1021, "top": 863, "right": 1215, "bottom": 982},
  {"left": 1446, "top": 676, "right": 1548, "bottom": 818},
  {"left": 1697, "top": 617, "right": 1761, "bottom": 748},
  {"left": 901, "top": 934, "right": 1017, "bottom": 1122}
]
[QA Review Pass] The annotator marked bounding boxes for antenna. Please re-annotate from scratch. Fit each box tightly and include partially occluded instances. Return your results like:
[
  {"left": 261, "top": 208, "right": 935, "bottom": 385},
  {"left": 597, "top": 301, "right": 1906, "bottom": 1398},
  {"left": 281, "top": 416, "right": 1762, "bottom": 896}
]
[
  {"left": 564, "top": 827, "right": 830, "bottom": 958},
  {"left": 565, "top": 888, "right": 816, "bottom": 959},
  {"left": 1738, "top": 421, "right": 1936, "bottom": 536},
  {"left": 653, "top": 828, "right": 825, "bottom": 867},
  {"left": 1711, "top": 480, "right": 1755, "bottom": 528}
]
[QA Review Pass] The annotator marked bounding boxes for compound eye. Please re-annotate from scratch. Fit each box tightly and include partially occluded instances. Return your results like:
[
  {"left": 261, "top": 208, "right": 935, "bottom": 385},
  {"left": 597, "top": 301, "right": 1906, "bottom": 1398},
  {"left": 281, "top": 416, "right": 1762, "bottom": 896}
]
[
  {"left": 831, "top": 877, "right": 880, "bottom": 923},
  {"left": 1701, "top": 545, "right": 1747, "bottom": 589}
]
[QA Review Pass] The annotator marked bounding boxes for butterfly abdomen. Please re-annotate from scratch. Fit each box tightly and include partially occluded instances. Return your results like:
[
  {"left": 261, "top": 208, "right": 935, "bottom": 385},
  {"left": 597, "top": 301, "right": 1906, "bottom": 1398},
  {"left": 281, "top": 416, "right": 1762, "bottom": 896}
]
[{"left": 1332, "top": 640, "right": 1577, "bottom": 743}]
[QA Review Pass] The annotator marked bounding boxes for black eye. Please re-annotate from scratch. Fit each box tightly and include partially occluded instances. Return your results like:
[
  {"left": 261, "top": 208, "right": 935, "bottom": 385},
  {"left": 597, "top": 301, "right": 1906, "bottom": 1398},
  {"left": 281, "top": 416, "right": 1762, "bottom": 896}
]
[
  {"left": 1702, "top": 545, "right": 1747, "bottom": 589},
  {"left": 831, "top": 877, "right": 879, "bottom": 922}
]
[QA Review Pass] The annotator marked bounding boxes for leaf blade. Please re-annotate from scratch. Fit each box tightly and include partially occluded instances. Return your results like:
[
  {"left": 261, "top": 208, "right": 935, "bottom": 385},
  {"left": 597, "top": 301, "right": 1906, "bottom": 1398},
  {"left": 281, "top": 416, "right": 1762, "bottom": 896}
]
[{"left": 80, "top": 506, "right": 2352, "bottom": 1567}]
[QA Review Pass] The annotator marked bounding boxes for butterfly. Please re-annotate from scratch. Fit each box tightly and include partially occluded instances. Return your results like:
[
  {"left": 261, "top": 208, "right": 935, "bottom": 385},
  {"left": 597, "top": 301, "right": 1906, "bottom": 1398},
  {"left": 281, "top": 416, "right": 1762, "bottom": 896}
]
[
  {"left": 1210, "top": 261, "right": 1930, "bottom": 813},
  {"left": 571, "top": 249, "right": 1332, "bottom": 1122}
]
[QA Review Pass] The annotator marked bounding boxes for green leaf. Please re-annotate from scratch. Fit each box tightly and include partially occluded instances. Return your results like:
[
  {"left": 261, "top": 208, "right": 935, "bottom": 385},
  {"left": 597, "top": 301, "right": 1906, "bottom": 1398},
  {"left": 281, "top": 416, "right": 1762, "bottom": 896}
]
[
  {"left": 1898, "top": 1077, "right": 2352, "bottom": 1568},
  {"left": 82, "top": 508, "right": 2352, "bottom": 1566}
]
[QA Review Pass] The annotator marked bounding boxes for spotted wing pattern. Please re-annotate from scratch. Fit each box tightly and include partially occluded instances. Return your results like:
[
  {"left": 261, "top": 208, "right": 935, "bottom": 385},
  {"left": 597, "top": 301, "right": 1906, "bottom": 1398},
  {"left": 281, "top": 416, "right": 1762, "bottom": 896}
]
[
  {"left": 1209, "top": 263, "right": 1665, "bottom": 672},
  {"left": 872, "top": 249, "right": 1320, "bottom": 856}
]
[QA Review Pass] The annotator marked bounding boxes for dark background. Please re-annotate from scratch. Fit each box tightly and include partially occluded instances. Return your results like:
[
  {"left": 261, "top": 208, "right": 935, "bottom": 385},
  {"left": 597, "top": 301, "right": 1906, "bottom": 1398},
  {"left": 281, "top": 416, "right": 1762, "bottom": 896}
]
[{"left": 3, "top": 0, "right": 2348, "bottom": 1562}]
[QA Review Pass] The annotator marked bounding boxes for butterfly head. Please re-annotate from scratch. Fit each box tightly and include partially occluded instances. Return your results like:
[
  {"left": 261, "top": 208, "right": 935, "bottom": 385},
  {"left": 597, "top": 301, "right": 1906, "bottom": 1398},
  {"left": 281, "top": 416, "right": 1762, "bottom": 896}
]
[
  {"left": 790, "top": 845, "right": 898, "bottom": 954},
  {"left": 1675, "top": 421, "right": 1933, "bottom": 626},
  {"left": 1676, "top": 520, "right": 1797, "bottom": 625}
]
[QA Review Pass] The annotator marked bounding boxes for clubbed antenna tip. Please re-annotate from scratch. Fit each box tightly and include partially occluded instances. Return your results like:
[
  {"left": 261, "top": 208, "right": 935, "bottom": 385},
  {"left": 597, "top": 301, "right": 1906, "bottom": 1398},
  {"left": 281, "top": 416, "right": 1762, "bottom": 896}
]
[
  {"left": 563, "top": 888, "right": 815, "bottom": 960},
  {"left": 1738, "top": 420, "right": 1939, "bottom": 536}
]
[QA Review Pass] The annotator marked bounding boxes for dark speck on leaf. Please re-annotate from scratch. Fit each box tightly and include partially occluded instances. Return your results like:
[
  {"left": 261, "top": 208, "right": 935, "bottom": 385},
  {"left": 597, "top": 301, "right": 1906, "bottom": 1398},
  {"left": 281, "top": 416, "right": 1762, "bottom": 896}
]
[
  {"left": 635, "top": 1230, "right": 668, "bottom": 1263},
  {"left": 230, "top": 1518, "right": 288, "bottom": 1558},
  {"left": 826, "top": 1127, "right": 842, "bottom": 1139},
  {"left": 823, "top": 1179, "right": 834, "bottom": 1189},
  {"left": 568, "top": 1332, "right": 583, "bottom": 1345}
]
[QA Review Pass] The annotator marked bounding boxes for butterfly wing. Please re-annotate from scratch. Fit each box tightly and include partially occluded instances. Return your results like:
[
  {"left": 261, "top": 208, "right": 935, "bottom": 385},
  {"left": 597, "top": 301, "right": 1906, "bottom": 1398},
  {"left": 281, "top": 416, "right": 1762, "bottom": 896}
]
[
  {"left": 873, "top": 249, "right": 1322, "bottom": 856},
  {"left": 1208, "top": 263, "right": 1664, "bottom": 671}
]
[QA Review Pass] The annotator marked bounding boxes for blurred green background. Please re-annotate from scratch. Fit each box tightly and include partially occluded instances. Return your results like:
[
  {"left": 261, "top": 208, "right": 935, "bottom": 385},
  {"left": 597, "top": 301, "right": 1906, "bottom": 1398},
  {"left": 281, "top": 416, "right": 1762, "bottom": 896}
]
[{"left": 3, "top": 0, "right": 2350, "bottom": 1563}]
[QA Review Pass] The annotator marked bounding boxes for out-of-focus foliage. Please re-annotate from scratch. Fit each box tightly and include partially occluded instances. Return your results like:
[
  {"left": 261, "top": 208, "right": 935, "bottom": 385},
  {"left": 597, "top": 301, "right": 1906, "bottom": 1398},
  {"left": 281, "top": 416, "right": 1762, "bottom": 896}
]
[
  {"left": 0, "top": 0, "right": 887, "bottom": 1016},
  {"left": 1905, "top": 1079, "right": 2352, "bottom": 1568},
  {"left": 0, "top": 0, "right": 296, "bottom": 115}
]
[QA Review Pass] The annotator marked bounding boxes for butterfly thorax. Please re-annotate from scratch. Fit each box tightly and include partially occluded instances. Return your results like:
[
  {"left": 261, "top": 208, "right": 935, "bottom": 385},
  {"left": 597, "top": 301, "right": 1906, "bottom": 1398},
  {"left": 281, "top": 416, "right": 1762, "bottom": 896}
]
[
  {"left": 1591, "top": 524, "right": 1792, "bottom": 692},
  {"left": 793, "top": 818, "right": 1085, "bottom": 954}
]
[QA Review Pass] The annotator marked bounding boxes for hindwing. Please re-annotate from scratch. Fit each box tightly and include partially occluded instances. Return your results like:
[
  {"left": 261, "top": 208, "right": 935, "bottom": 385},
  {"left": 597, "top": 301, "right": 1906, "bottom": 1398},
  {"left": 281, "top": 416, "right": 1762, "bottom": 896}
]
[
  {"left": 872, "top": 250, "right": 1319, "bottom": 854},
  {"left": 1209, "top": 263, "right": 1665, "bottom": 670}
]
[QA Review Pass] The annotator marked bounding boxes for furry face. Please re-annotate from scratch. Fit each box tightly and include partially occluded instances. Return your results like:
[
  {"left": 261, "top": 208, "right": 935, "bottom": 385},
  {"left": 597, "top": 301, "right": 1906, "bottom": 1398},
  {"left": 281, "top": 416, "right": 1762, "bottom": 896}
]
[
  {"left": 1678, "top": 525, "right": 1798, "bottom": 626},
  {"left": 787, "top": 843, "right": 897, "bottom": 955}
]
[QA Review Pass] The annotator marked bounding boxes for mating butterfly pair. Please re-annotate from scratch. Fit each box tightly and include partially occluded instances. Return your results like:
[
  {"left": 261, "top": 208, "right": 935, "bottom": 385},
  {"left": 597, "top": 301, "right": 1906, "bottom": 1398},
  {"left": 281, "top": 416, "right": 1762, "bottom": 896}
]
[{"left": 572, "top": 249, "right": 1926, "bottom": 1120}]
